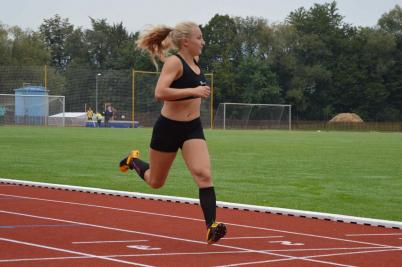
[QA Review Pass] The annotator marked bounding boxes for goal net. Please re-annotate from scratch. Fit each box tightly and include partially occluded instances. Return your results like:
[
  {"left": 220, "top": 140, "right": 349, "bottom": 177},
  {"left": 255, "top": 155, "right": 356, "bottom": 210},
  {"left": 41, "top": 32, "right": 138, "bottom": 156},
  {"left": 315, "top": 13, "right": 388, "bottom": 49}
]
[
  {"left": 0, "top": 93, "right": 65, "bottom": 126},
  {"left": 0, "top": 66, "right": 214, "bottom": 128},
  {"left": 214, "top": 103, "right": 291, "bottom": 130}
]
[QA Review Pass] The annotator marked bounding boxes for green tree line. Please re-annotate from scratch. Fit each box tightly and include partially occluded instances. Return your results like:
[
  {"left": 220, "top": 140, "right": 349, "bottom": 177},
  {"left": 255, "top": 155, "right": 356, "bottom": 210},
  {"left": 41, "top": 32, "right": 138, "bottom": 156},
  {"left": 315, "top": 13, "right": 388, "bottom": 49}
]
[{"left": 0, "top": 2, "right": 401, "bottom": 121}]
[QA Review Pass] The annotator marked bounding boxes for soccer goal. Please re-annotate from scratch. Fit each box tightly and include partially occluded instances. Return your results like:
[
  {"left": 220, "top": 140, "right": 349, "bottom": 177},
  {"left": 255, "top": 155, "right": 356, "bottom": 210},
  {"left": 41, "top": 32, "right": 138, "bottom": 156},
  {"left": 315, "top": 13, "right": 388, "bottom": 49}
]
[
  {"left": 214, "top": 103, "right": 292, "bottom": 130},
  {"left": 0, "top": 93, "right": 65, "bottom": 126}
]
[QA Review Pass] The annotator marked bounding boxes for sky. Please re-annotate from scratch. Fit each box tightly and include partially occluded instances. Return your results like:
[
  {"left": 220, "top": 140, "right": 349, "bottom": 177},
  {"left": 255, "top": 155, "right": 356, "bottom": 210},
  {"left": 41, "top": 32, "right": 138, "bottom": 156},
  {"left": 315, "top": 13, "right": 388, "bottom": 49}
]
[{"left": 1, "top": 0, "right": 401, "bottom": 33}]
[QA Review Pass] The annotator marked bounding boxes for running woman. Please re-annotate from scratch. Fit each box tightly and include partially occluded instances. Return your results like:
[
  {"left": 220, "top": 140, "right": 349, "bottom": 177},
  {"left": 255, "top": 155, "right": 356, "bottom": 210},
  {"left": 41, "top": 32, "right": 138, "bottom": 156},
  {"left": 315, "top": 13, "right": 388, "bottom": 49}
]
[{"left": 119, "top": 21, "right": 226, "bottom": 244}]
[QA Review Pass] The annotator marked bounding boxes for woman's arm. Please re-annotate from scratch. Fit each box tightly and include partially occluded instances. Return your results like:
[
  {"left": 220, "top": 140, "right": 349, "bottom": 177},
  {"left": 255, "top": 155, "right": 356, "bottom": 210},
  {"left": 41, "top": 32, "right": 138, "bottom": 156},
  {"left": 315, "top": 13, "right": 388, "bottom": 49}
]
[{"left": 154, "top": 56, "right": 210, "bottom": 101}]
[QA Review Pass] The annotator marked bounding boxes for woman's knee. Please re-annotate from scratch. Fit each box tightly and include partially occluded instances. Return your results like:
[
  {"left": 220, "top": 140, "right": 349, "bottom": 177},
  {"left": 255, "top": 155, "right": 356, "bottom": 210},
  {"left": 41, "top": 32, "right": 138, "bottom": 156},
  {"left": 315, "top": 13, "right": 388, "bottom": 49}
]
[
  {"left": 192, "top": 168, "right": 212, "bottom": 183},
  {"left": 149, "top": 180, "right": 164, "bottom": 189},
  {"left": 147, "top": 173, "right": 167, "bottom": 189}
]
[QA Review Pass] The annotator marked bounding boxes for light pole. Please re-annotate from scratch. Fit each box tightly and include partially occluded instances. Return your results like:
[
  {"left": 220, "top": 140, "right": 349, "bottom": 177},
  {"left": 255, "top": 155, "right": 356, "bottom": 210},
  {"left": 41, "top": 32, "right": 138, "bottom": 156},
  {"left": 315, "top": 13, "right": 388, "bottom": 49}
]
[{"left": 95, "top": 73, "right": 101, "bottom": 113}]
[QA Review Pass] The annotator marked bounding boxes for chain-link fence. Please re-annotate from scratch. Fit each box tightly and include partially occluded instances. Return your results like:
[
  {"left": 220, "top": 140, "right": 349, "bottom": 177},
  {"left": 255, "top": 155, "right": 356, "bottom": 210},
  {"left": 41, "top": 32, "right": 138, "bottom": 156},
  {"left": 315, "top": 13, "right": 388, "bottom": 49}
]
[{"left": 0, "top": 65, "right": 214, "bottom": 128}]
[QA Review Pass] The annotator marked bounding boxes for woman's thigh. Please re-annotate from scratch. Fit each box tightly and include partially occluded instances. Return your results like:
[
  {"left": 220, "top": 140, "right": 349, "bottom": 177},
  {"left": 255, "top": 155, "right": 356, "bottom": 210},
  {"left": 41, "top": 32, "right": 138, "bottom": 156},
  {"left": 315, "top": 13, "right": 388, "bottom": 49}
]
[
  {"left": 148, "top": 148, "right": 177, "bottom": 184},
  {"left": 181, "top": 139, "right": 213, "bottom": 188}
]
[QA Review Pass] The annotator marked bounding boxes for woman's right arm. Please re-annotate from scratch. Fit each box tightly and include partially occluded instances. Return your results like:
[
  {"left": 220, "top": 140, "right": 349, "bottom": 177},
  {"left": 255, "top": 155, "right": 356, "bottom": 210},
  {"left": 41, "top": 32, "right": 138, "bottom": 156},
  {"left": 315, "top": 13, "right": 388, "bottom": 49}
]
[{"left": 154, "top": 57, "right": 210, "bottom": 101}]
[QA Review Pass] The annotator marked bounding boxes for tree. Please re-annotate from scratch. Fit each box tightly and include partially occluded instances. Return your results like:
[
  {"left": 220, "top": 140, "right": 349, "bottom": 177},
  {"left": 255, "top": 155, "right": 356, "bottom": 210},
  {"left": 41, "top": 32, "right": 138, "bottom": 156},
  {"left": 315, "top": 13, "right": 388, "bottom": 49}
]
[
  {"left": 378, "top": 5, "right": 402, "bottom": 121},
  {"left": 378, "top": 5, "right": 402, "bottom": 36},
  {"left": 0, "top": 23, "right": 12, "bottom": 65},
  {"left": 354, "top": 28, "right": 396, "bottom": 120},
  {"left": 201, "top": 14, "right": 240, "bottom": 69},
  {"left": 85, "top": 18, "right": 132, "bottom": 69},
  {"left": 201, "top": 15, "right": 241, "bottom": 104},
  {"left": 236, "top": 56, "right": 281, "bottom": 103},
  {"left": 9, "top": 26, "right": 49, "bottom": 65},
  {"left": 65, "top": 28, "right": 90, "bottom": 66},
  {"left": 284, "top": 1, "right": 356, "bottom": 119},
  {"left": 39, "top": 14, "right": 74, "bottom": 70},
  {"left": 235, "top": 16, "right": 274, "bottom": 60}
]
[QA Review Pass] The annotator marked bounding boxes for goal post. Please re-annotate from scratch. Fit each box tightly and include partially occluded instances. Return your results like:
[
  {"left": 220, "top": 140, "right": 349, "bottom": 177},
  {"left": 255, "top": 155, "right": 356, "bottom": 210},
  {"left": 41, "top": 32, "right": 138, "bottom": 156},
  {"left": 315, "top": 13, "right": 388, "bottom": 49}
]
[
  {"left": 214, "top": 103, "right": 292, "bottom": 130},
  {"left": 0, "top": 93, "right": 65, "bottom": 126}
]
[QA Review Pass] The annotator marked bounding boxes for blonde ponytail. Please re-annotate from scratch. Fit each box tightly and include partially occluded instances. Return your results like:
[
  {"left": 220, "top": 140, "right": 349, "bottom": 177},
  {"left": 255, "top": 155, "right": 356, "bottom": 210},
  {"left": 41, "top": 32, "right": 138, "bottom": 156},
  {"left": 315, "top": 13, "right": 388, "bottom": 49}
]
[
  {"left": 136, "top": 25, "right": 173, "bottom": 69},
  {"left": 136, "top": 21, "right": 199, "bottom": 70}
]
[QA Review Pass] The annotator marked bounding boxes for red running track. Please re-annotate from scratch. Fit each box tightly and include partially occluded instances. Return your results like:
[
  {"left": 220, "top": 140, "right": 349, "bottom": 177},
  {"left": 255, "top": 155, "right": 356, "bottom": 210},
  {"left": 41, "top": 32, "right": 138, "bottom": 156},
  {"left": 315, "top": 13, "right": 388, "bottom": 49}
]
[{"left": 0, "top": 183, "right": 401, "bottom": 267}]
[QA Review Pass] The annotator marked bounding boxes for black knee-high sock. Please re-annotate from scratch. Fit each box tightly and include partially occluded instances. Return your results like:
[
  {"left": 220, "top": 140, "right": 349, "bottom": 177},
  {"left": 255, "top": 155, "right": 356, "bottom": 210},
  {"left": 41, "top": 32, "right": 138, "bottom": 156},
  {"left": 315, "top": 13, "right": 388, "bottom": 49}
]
[
  {"left": 199, "top": 187, "right": 216, "bottom": 228},
  {"left": 131, "top": 158, "right": 149, "bottom": 180}
]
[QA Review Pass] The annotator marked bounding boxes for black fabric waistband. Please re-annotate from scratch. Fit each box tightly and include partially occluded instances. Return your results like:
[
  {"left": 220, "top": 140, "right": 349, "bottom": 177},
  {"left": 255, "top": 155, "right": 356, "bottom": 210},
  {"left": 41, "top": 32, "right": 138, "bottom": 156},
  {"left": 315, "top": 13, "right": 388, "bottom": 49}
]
[{"left": 159, "top": 114, "right": 201, "bottom": 125}]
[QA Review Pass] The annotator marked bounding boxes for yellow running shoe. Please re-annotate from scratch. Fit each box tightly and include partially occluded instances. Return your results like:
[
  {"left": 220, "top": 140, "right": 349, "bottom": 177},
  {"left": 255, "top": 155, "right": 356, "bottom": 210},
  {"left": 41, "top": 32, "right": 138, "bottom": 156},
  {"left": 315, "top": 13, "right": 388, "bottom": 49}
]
[
  {"left": 206, "top": 222, "right": 227, "bottom": 244},
  {"left": 119, "top": 150, "right": 140, "bottom": 172}
]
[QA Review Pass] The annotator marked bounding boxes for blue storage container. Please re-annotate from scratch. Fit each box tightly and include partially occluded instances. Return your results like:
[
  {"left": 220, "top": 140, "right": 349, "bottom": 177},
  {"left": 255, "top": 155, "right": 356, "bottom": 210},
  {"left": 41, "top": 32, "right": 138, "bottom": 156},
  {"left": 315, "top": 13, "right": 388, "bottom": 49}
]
[{"left": 15, "top": 86, "right": 48, "bottom": 125}]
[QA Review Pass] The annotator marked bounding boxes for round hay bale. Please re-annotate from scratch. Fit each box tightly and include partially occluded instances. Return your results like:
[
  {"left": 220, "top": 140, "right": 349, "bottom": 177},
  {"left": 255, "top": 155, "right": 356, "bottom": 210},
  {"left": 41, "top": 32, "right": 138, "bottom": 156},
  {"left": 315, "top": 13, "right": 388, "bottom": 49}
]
[{"left": 329, "top": 113, "right": 364, "bottom": 123}]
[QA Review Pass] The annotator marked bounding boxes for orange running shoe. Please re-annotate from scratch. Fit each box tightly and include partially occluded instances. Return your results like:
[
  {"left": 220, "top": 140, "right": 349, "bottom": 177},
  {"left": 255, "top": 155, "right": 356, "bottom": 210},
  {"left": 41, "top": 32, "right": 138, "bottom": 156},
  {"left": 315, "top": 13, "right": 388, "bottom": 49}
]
[
  {"left": 206, "top": 222, "right": 227, "bottom": 244},
  {"left": 119, "top": 150, "right": 140, "bottom": 172}
]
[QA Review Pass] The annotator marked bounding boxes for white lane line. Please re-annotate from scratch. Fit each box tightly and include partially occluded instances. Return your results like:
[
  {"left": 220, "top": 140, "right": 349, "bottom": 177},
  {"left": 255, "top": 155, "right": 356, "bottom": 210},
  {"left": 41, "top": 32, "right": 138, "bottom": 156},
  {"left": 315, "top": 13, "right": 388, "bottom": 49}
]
[
  {"left": 346, "top": 233, "right": 402, "bottom": 236},
  {"left": 0, "top": 209, "right": 347, "bottom": 267},
  {"left": 1, "top": 246, "right": 396, "bottom": 264},
  {"left": 216, "top": 246, "right": 402, "bottom": 267},
  {"left": 215, "top": 257, "right": 356, "bottom": 267},
  {"left": 225, "top": 221, "right": 400, "bottom": 249},
  {"left": 2, "top": 178, "right": 401, "bottom": 230},
  {"left": 0, "top": 251, "right": 251, "bottom": 263},
  {"left": 0, "top": 193, "right": 201, "bottom": 222},
  {"left": 264, "top": 246, "right": 397, "bottom": 252},
  {"left": 223, "top": 236, "right": 283, "bottom": 240},
  {"left": 0, "top": 192, "right": 398, "bottom": 250},
  {"left": 0, "top": 237, "right": 154, "bottom": 267},
  {"left": 304, "top": 247, "right": 402, "bottom": 259},
  {"left": 72, "top": 240, "right": 148, "bottom": 244},
  {"left": 0, "top": 256, "right": 88, "bottom": 263},
  {"left": 3, "top": 210, "right": 398, "bottom": 267}
]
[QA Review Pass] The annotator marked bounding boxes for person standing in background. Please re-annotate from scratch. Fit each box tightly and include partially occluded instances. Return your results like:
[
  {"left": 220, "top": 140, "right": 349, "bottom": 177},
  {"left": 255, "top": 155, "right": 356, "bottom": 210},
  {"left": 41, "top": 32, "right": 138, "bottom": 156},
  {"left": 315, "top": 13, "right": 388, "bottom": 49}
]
[
  {"left": 87, "top": 107, "right": 94, "bottom": 121},
  {"left": 104, "top": 105, "right": 113, "bottom": 128}
]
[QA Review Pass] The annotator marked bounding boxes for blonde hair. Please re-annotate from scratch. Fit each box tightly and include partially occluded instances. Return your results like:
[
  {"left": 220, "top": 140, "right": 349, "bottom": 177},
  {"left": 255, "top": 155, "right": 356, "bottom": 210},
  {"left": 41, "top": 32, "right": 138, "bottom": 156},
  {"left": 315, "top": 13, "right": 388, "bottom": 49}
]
[{"left": 136, "top": 21, "right": 199, "bottom": 69}]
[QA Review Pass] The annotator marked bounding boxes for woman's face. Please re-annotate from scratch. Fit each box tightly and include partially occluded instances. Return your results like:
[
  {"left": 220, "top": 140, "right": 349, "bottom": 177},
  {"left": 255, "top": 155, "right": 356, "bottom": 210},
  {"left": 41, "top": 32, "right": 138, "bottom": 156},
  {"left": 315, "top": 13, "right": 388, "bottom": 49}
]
[{"left": 185, "top": 27, "right": 205, "bottom": 56}]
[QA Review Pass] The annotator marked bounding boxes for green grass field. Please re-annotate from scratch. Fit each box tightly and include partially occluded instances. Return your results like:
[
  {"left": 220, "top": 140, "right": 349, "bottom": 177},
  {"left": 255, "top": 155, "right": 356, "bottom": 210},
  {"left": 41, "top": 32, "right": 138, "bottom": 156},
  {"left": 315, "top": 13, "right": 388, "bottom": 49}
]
[{"left": 0, "top": 126, "right": 401, "bottom": 221}]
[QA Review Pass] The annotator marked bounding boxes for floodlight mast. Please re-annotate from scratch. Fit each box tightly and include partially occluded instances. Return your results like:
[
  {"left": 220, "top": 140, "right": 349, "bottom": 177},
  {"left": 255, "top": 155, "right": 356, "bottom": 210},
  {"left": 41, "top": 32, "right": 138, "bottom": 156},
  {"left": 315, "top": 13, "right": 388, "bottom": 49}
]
[{"left": 95, "top": 73, "right": 101, "bottom": 113}]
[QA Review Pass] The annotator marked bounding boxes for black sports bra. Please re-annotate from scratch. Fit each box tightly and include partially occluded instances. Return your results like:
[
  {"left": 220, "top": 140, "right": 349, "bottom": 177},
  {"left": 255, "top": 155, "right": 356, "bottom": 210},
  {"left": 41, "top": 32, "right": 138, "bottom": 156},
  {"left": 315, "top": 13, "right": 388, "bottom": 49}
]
[{"left": 170, "top": 54, "right": 207, "bottom": 101}]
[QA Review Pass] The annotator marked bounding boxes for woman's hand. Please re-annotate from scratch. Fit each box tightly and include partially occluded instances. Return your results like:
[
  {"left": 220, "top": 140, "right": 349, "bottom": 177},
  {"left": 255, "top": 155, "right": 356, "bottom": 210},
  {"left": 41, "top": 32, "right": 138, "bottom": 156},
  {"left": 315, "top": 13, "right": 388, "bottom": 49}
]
[{"left": 193, "top": 85, "right": 210, "bottom": 99}]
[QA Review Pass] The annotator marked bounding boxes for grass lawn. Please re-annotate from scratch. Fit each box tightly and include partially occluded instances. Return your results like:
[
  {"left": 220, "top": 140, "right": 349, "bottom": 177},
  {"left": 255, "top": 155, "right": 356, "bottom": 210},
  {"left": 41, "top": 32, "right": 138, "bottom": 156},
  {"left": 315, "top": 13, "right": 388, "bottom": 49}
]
[{"left": 0, "top": 126, "right": 401, "bottom": 221}]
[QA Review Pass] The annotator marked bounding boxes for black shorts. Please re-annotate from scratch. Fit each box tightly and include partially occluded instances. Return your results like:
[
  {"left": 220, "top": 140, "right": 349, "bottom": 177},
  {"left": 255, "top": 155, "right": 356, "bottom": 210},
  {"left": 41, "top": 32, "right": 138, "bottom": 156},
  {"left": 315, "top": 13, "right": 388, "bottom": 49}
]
[{"left": 150, "top": 115, "right": 205, "bottom": 152}]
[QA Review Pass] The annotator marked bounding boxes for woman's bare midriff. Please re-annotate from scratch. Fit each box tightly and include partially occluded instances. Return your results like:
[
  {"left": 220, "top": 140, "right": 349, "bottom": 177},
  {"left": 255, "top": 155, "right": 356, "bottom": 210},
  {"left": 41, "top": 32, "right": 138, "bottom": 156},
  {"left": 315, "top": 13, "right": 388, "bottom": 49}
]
[{"left": 160, "top": 98, "right": 201, "bottom": 121}]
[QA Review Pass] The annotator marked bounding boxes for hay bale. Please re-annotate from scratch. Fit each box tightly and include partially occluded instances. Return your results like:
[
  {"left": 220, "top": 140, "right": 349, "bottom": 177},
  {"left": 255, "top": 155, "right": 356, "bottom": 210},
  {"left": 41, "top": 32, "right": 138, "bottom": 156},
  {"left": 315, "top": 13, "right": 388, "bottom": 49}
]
[{"left": 329, "top": 113, "right": 364, "bottom": 123}]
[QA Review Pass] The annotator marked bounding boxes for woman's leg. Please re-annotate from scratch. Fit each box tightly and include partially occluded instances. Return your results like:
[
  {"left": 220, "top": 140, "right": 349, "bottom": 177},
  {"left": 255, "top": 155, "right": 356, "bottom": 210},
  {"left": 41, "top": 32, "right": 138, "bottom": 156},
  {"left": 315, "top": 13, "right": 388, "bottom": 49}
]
[
  {"left": 181, "top": 139, "right": 212, "bottom": 188},
  {"left": 143, "top": 148, "right": 177, "bottom": 189},
  {"left": 123, "top": 148, "right": 176, "bottom": 189},
  {"left": 182, "top": 139, "right": 214, "bottom": 225},
  {"left": 181, "top": 139, "right": 226, "bottom": 244}
]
